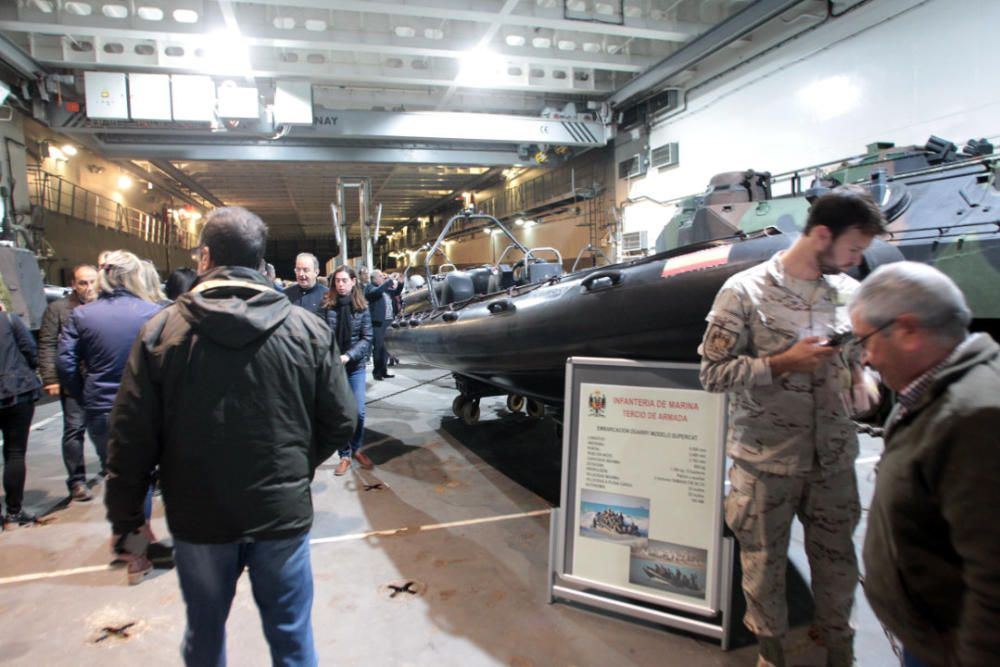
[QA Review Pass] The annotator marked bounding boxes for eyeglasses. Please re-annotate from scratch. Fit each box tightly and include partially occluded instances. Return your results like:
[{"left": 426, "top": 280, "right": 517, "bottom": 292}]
[{"left": 853, "top": 319, "right": 895, "bottom": 349}]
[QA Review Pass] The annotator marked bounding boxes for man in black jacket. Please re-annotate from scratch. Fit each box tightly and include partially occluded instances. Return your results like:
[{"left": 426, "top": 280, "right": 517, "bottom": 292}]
[
  {"left": 284, "top": 252, "right": 328, "bottom": 317},
  {"left": 38, "top": 264, "right": 98, "bottom": 501},
  {"left": 365, "top": 269, "right": 402, "bottom": 380},
  {"left": 105, "top": 206, "right": 357, "bottom": 666}
]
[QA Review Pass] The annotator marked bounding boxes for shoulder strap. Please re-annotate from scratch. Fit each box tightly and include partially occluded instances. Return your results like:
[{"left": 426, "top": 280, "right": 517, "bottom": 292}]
[{"left": 191, "top": 279, "right": 273, "bottom": 294}]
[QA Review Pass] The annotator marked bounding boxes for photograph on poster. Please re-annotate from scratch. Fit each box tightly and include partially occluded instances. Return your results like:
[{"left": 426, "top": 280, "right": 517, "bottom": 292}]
[
  {"left": 628, "top": 539, "right": 707, "bottom": 599},
  {"left": 578, "top": 488, "right": 649, "bottom": 544}
]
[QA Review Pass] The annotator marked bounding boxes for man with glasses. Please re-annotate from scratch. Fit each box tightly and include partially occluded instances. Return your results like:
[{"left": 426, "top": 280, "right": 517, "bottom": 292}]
[
  {"left": 848, "top": 262, "right": 1000, "bottom": 667},
  {"left": 699, "top": 187, "right": 886, "bottom": 667},
  {"left": 284, "top": 252, "right": 328, "bottom": 317}
]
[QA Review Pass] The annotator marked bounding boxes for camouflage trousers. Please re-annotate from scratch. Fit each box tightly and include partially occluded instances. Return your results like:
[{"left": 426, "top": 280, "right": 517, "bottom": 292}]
[{"left": 725, "top": 461, "right": 861, "bottom": 643}]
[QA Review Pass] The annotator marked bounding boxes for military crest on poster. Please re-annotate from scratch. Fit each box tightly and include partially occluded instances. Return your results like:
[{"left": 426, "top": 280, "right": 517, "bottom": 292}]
[{"left": 588, "top": 389, "right": 606, "bottom": 416}]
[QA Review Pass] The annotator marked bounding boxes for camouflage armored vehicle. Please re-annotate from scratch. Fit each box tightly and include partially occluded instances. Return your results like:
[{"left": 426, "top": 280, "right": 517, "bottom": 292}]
[
  {"left": 656, "top": 135, "right": 1000, "bottom": 338},
  {"left": 0, "top": 243, "right": 47, "bottom": 330}
]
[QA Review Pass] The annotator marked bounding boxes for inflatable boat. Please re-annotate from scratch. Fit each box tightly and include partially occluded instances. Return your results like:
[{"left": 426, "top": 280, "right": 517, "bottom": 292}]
[{"left": 386, "top": 135, "right": 1000, "bottom": 421}]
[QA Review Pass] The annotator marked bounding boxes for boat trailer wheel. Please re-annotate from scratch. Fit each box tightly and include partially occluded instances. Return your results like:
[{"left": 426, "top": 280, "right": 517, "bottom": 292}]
[
  {"left": 460, "top": 399, "right": 480, "bottom": 425},
  {"left": 526, "top": 399, "right": 545, "bottom": 419},
  {"left": 452, "top": 394, "right": 481, "bottom": 424},
  {"left": 506, "top": 394, "right": 525, "bottom": 413}
]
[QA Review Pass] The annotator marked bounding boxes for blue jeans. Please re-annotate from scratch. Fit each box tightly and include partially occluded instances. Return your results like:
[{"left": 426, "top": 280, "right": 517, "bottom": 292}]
[
  {"left": 83, "top": 410, "right": 110, "bottom": 477},
  {"left": 339, "top": 365, "right": 366, "bottom": 458},
  {"left": 173, "top": 534, "right": 316, "bottom": 667},
  {"left": 88, "top": 410, "right": 152, "bottom": 518},
  {"left": 60, "top": 392, "right": 89, "bottom": 490}
]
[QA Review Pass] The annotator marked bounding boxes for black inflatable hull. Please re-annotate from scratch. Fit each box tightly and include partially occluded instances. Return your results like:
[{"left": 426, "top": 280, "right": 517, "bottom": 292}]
[{"left": 387, "top": 233, "right": 798, "bottom": 403}]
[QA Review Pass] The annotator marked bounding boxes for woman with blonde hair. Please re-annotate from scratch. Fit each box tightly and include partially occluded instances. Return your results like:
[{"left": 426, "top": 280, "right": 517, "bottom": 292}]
[
  {"left": 141, "top": 260, "right": 169, "bottom": 305},
  {"left": 57, "top": 250, "right": 165, "bottom": 582}
]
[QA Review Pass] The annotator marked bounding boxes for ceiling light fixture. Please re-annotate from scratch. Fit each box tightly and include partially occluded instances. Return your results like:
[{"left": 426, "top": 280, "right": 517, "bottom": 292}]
[
  {"left": 456, "top": 49, "right": 506, "bottom": 87},
  {"left": 204, "top": 29, "right": 253, "bottom": 77},
  {"left": 117, "top": 174, "right": 133, "bottom": 189}
]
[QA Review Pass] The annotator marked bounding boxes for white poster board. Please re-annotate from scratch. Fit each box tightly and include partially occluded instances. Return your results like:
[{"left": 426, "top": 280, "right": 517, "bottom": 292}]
[{"left": 550, "top": 357, "right": 734, "bottom": 646}]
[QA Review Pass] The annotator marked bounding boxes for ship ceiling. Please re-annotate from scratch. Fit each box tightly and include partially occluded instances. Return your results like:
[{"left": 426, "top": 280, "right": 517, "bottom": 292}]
[{"left": 0, "top": 0, "right": 840, "bottom": 242}]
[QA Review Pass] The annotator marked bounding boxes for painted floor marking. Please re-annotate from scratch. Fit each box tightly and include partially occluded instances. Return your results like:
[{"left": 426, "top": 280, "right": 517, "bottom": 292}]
[
  {"left": 308, "top": 508, "right": 552, "bottom": 545},
  {"left": 29, "top": 413, "right": 62, "bottom": 431},
  {"left": 0, "top": 564, "right": 111, "bottom": 585},
  {"left": 0, "top": 508, "right": 552, "bottom": 586}
]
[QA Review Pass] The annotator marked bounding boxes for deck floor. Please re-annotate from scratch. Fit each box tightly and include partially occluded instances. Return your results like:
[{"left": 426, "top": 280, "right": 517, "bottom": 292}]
[{"left": 0, "top": 361, "right": 896, "bottom": 666}]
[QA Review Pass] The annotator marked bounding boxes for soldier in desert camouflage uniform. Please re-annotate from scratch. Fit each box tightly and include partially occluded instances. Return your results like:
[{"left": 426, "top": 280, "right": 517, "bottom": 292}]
[{"left": 699, "top": 187, "right": 886, "bottom": 667}]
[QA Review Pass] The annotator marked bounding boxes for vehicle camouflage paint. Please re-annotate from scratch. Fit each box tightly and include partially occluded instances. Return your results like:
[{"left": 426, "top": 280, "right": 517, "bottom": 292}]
[
  {"left": 656, "top": 135, "right": 1000, "bottom": 336},
  {"left": 0, "top": 244, "right": 47, "bottom": 330}
]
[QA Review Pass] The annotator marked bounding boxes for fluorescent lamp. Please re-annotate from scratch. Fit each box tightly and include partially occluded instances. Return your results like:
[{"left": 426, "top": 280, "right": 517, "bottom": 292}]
[
  {"left": 204, "top": 30, "right": 253, "bottom": 77},
  {"left": 456, "top": 49, "right": 505, "bottom": 87}
]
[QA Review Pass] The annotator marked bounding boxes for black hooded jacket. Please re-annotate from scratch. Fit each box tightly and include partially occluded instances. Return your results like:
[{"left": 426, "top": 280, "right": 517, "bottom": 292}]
[{"left": 105, "top": 266, "right": 358, "bottom": 542}]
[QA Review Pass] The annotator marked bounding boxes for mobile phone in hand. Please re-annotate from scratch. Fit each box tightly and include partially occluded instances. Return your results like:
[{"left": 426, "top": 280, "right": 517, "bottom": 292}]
[{"left": 823, "top": 330, "right": 852, "bottom": 347}]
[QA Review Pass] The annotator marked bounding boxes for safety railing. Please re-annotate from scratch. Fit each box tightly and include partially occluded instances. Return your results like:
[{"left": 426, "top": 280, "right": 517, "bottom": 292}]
[
  {"left": 478, "top": 160, "right": 607, "bottom": 221},
  {"left": 26, "top": 166, "right": 195, "bottom": 249}
]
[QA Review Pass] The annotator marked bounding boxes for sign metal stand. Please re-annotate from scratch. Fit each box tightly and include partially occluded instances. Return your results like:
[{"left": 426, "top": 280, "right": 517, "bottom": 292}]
[{"left": 548, "top": 357, "right": 735, "bottom": 649}]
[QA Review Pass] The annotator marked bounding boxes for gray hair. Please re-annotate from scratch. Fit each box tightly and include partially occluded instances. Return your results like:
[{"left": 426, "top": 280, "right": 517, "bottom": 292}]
[
  {"left": 98, "top": 250, "right": 156, "bottom": 303},
  {"left": 295, "top": 252, "right": 319, "bottom": 271},
  {"left": 848, "top": 261, "right": 971, "bottom": 343},
  {"left": 141, "top": 260, "right": 167, "bottom": 303}
]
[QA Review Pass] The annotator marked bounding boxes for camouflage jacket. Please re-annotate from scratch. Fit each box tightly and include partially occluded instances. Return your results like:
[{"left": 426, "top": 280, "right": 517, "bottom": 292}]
[{"left": 698, "top": 253, "right": 861, "bottom": 476}]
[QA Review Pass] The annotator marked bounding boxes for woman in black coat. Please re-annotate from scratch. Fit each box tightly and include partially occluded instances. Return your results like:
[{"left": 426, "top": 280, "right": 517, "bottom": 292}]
[
  {"left": 0, "top": 307, "right": 42, "bottom": 527},
  {"left": 322, "top": 265, "right": 373, "bottom": 476}
]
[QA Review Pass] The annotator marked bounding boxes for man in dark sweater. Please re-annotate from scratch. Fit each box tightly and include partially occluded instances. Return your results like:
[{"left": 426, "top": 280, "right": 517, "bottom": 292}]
[
  {"left": 37, "top": 264, "right": 98, "bottom": 502},
  {"left": 365, "top": 269, "right": 402, "bottom": 380},
  {"left": 849, "top": 262, "right": 1000, "bottom": 667},
  {"left": 105, "top": 207, "right": 357, "bottom": 665},
  {"left": 283, "top": 252, "right": 328, "bottom": 316}
]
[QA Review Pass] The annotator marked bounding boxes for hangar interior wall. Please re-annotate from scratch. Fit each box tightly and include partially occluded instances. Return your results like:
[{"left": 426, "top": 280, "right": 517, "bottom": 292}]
[
  {"left": 625, "top": 0, "right": 999, "bottom": 243},
  {"left": 41, "top": 210, "right": 193, "bottom": 285},
  {"left": 0, "top": 115, "right": 30, "bottom": 217}
]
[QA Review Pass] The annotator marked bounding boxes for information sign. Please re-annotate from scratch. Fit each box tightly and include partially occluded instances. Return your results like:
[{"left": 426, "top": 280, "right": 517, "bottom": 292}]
[{"left": 550, "top": 357, "right": 734, "bottom": 646}]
